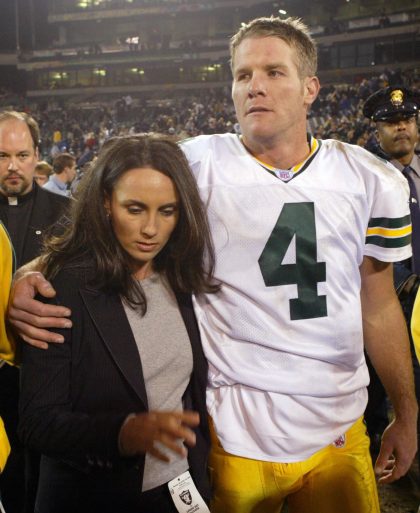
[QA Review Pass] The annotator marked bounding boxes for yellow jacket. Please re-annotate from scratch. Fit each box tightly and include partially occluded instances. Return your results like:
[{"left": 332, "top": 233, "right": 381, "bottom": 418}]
[{"left": 0, "top": 222, "right": 15, "bottom": 471}]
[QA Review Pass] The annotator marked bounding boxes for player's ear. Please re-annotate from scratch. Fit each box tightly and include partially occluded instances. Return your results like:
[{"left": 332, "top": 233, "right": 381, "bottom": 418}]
[{"left": 303, "top": 76, "right": 320, "bottom": 107}]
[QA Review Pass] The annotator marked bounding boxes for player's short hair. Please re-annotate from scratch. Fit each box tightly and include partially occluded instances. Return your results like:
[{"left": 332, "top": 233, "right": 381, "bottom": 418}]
[
  {"left": 0, "top": 110, "right": 40, "bottom": 150},
  {"left": 52, "top": 153, "right": 76, "bottom": 174},
  {"left": 230, "top": 16, "right": 317, "bottom": 78},
  {"left": 34, "top": 161, "right": 53, "bottom": 177}
]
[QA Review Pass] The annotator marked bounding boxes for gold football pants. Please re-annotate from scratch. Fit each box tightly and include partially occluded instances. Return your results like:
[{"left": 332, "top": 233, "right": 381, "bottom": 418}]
[{"left": 209, "top": 416, "right": 380, "bottom": 513}]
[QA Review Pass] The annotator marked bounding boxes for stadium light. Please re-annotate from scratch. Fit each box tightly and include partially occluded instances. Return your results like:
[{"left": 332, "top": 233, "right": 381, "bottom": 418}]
[{"left": 77, "top": 0, "right": 107, "bottom": 7}]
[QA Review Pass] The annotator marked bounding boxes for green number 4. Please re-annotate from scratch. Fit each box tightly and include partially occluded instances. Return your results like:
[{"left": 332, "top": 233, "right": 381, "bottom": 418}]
[{"left": 258, "top": 202, "right": 327, "bottom": 320}]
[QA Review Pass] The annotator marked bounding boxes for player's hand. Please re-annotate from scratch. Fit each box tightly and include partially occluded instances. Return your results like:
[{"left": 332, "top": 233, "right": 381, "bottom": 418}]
[
  {"left": 374, "top": 416, "right": 417, "bottom": 483},
  {"left": 118, "top": 410, "right": 199, "bottom": 461},
  {"left": 8, "top": 272, "right": 72, "bottom": 349}
]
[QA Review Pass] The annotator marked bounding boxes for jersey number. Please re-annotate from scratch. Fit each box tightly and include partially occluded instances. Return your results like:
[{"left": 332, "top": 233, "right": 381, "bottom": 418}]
[{"left": 258, "top": 202, "right": 327, "bottom": 320}]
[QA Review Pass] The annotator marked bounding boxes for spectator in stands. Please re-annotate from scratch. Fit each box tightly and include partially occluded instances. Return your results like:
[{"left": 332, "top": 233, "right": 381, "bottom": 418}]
[
  {"left": 44, "top": 153, "right": 77, "bottom": 197},
  {"left": 70, "top": 160, "right": 94, "bottom": 198},
  {"left": 379, "top": 11, "right": 391, "bottom": 29},
  {"left": 34, "top": 161, "right": 53, "bottom": 187},
  {"left": 324, "top": 15, "right": 341, "bottom": 35}
]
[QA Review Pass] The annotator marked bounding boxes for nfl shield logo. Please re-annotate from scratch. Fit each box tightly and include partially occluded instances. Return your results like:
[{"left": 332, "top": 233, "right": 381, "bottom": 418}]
[
  {"left": 275, "top": 169, "right": 294, "bottom": 182},
  {"left": 180, "top": 489, "right": 192, "bottom": 505},
  {"left": 332, "top": 434, "right": 346, "bottom": 448}
]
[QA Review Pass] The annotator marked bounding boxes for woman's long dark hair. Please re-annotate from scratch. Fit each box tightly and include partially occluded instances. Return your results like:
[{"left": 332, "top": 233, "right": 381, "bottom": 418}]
[{"left": 42, "top": 134, "right": 218, "bottom": 312}]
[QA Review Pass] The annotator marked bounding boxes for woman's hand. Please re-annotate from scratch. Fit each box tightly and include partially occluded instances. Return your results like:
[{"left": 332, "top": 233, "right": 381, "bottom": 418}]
[{"left": 118, "top": 410, "right": 200, "bottom": 461}]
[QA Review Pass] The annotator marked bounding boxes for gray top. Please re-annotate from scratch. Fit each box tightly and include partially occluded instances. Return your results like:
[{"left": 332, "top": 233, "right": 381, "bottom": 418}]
[{"left": 123, "top": 273, "right": 192, "bottom": 491}]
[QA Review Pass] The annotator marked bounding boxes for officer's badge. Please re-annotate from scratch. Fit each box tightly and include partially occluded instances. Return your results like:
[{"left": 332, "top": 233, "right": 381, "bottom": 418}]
[{"left": 390, "top": 89, "right": 404, "bottom": 107}]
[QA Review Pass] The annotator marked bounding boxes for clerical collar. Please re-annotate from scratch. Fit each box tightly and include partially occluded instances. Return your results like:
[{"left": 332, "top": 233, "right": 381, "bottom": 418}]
[{"left": 0, "top": 185, "right": 35, "bottom": 206}]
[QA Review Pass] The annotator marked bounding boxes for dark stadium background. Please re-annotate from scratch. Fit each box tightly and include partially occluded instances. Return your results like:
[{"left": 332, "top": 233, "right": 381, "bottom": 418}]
[
  {"left": 0, "top": 0, "right": 418, "bottom": 98},
  {"left": 0, "top": 0, "right": 49, "bottom": 51}
]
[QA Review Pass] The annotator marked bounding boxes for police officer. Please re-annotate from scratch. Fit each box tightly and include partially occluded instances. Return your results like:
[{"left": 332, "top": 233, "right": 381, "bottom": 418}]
[
  {"left": 364, "top": 86, "right": 420, "bottom": 272},
  {"left": 364, "top": 86, "right": 420, "bottom": 487}
]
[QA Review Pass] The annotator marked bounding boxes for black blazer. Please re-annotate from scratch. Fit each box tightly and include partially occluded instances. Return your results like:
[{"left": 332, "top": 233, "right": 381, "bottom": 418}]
[
  {"left": 19, "top": 183, "right": 70, "bottom": 265},
  {"left": 19, "top": 268, "right": 210, "bottom": 513}
]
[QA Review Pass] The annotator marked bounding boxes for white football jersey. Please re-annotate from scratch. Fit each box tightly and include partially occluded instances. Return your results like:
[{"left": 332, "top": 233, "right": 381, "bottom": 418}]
[{"left": 182, "top": 133, "right": 411, "bottom": 462}]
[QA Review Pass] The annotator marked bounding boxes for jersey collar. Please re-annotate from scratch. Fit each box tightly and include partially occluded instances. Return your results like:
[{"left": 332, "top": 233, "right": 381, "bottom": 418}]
[{"left": 242, "top": 134, "right": 321, "bottom": 183}]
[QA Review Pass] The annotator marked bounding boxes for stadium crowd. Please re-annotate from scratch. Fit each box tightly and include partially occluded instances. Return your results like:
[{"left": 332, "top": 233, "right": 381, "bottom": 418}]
[{"left": 0, "top": 67, "right": 418, "bottom": 172}]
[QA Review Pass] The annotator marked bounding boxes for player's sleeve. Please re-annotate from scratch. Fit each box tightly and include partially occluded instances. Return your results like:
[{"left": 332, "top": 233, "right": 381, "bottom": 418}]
[
  {"left": 364, "top": 165, "right": 412, "bottom": 263},
  {"left": 180, "top": 137, "right": 201, "bottom": 176}
]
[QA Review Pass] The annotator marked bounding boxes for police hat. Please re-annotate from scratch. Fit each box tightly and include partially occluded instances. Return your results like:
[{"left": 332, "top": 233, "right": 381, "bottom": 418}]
[{"left": 363, "top": 86, "right": 420, "bottom": 121}]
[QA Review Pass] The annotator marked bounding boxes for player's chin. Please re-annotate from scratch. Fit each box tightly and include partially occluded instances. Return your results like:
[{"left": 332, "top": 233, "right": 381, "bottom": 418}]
[{"left": 244, "top": 123, "right": 276, "bottom": 141}]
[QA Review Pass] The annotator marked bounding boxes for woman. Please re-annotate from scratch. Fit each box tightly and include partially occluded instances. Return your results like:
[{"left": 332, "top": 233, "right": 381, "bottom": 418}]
[{"left": 18, "top": 134, "right": 217, "bottom": 513}]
